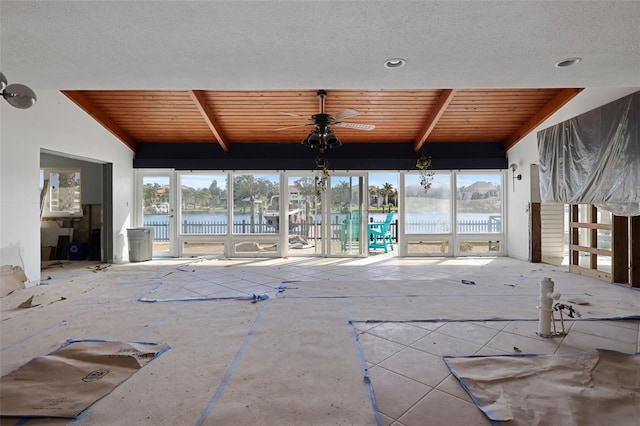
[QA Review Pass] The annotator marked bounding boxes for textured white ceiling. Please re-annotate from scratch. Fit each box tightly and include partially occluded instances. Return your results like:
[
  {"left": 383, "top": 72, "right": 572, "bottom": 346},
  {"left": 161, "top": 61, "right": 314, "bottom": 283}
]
[{"left": 1, "top": 0, "right": 639, "bottom": 91}]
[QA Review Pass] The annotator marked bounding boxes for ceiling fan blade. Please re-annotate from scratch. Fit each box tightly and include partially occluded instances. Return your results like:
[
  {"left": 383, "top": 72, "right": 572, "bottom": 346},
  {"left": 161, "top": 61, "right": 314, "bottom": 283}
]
[
  {"left": 275, "top": 123, "right": 314, "bottom": 131},
  {"left": 279, "top": 111, "right": 313, "bottom": 121},
  {"left": 332, "top": 108, "right": 359, "bottom": 120},
  {"left": 334, "top": 122, "right": 375, "bottom": 131}
]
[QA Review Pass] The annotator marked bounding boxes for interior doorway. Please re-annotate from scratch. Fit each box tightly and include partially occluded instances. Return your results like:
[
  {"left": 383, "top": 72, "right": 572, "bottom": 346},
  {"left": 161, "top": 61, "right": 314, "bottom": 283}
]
[{"left": 40, "top": 149, "right": 110, "bottom": 263}]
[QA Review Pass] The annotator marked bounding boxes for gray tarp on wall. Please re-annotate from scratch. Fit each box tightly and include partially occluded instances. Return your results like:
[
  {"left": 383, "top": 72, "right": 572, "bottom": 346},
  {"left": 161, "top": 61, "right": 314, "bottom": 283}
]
[{"left": 538, "top": 91, "right": 640, "bottom": 216}]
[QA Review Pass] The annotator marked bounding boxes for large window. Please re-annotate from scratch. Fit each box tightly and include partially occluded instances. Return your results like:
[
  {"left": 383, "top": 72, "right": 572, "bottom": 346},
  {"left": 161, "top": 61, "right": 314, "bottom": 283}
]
[
  {"left": 455, "top": 173, "right": 502, "bottom": 234},
  {"left": 404, "top": 173, "right": 452, "bottom": 234},
  {"left": 180, "top": 174, "right": 227, "bottom": 235},
  {"left": 40, "top": 169, "right": 82, "bottom": 218},
  {"left": 403, "top": 171, "right": 504, "bottom": 256},
  {"left": 232, "top": 173, "right": 279, "bottom": 234},
  {"left": 137, "top": 170, "right": 506, "bottom": 258}
]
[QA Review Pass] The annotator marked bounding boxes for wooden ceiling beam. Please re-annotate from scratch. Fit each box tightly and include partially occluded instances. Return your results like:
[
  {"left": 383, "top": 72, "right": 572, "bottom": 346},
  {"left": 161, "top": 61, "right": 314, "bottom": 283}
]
[
  {"left": 61, "top": 90, "right": 138, "bottom": 151},
  {"left": 188, "top": 90, "right": 230, "bottom": 152},
  {"left": 414, "top": 89, "right": 457, "bottom": 152},
  {"left": 503, "top": 88, "right": 584, "bottom": 150}
]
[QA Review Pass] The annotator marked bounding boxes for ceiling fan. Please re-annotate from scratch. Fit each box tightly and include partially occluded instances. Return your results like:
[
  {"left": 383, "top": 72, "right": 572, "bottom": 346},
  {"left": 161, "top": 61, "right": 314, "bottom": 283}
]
[{"left": 276, "top": 90, "right": 375, "bottom": 150}]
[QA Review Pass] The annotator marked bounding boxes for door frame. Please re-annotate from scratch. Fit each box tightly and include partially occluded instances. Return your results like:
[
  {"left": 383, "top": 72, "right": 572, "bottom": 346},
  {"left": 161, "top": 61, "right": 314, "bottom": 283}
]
[
  {"left": 135, "top": 169, "right": 178, "bottom": 257},
  {"left": 326, "top": 172, "right": 368, "bottom": 257}
]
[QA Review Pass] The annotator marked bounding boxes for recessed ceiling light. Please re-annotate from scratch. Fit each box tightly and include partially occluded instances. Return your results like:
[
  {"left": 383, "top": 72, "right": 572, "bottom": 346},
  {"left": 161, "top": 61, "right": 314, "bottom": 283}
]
[
  {"left": 555, "top": 57, "right": 582, "bottom": 68},
  {"left": 384, "top": 58, "right": 406, "bottom": 69}
]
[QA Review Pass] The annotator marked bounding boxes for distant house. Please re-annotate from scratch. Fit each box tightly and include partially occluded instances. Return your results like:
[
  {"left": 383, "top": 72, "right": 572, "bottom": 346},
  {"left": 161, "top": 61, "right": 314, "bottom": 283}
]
[{"left": 459, "top": 181, "right": 499, "bottom": 200}]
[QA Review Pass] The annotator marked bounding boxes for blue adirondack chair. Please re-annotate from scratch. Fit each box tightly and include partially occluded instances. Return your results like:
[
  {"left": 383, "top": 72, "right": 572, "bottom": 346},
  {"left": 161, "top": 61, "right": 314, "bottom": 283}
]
[
  {"left": 340, "top": 210, "right": 360, "bottom": 251},
  {"left": 368, "top": 212, "right": 395, "bottom": 253}
]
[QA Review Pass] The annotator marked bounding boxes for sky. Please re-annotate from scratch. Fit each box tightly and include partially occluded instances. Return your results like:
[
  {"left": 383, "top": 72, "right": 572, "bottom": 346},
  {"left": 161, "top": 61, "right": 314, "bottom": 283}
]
[{"left": 368, "top": 173, "right": 398, "bottom": 188}]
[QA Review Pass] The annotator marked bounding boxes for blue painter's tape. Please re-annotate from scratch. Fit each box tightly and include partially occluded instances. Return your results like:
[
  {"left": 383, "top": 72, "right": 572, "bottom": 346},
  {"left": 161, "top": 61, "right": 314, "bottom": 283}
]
[
  {"left": 344, "top": 300, "right": 383, "bottom": 426},
  {"left": 137, "top": 281, "right": 271, "bottom": 303},
  {"left": 195, "top": 299, "right": 270, "bottom": 426},
  {"left": 0, "top": 309, "right": 95, "bottom": 353}
]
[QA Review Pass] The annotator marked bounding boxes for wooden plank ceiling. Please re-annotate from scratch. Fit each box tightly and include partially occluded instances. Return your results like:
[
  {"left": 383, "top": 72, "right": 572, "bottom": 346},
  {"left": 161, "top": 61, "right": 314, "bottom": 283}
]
[{"left": 62, "top": 88, "right": 582, "bottom": 153}]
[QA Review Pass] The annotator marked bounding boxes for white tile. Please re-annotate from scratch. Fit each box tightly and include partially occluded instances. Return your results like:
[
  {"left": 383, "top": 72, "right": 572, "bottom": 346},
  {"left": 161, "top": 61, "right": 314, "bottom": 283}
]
[
  {"left": 411, "top": 331, "right": 482, "bottom": 357},
  {"left": 610, "top": 320, "right": 639, "bottom": 331},
  {"left": 368, "top": 365, "right": 432, "bottom": 420},
  {"left": 435, "top": 322, "right": 500, "bottom": 345},
  {"left": 367, "top": 322, "right": 430, "bottom": 346},
  {"left": 570, "top": 320, "right": 639, "bottom": 343},
  {"left": 473, "top": 346, "right": 511, "bottom": 356},
  {"left": 358, "top": 333, "right": 406, "bottom": 365},
  {"left": 352, "top": 321, "right": 379, "bottom": 332},
  {"left": 407, "top": 321, "right": 445, "bottom": 332},
  {"left": 379, "top": 412, "right": 395, "bottom": 426},
  {"left": 398, "top": 389, "right": 490, "bottom": 426},
  {"left": 561, "top": 330, "right": 637, "bottom": 353},
  {"left": 471, "top": 320, "right": 510, "bottom": 331},
  {"left": 379, "top": 347, "right": 451, "bottom": 387},
  {"left": 554, "top": 344, "right": 589, "bottom": 355},
  {"left": 502, "top": 320, "right": 574, "bottom": 338},
  {"left": 435, "top": 374, "right": 473, "bottom": 403},
  {"left": 485, "top": 330, "right": 561, "bottom": 355}
]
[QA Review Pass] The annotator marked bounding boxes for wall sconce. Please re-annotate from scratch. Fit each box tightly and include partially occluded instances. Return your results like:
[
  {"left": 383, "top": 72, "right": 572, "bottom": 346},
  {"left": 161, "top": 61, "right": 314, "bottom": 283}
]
[
  {"left": 0, "top": 72, "right": 37, "bottom": 109},
  {"left": 510, "top": 163, "right": 522, "bottom": 191}
]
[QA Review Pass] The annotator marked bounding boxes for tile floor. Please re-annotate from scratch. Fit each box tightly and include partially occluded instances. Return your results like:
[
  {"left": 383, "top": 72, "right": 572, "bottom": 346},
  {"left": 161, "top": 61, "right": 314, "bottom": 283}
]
[
  {"left": 355, "top": 318, "right": 639, "bottom": 425},
  {"left": 1, "top": 255, "right": 639, "bottom": 425}
]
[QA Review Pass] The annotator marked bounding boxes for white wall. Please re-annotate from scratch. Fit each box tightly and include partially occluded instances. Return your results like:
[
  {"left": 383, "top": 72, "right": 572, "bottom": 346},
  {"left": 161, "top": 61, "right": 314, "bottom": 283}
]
[
  {"left": 506, "top": 87, "right": 639, "bottom": 261},
  {"left": 0, "top": 90, "right": 134, "bottom": 284}
]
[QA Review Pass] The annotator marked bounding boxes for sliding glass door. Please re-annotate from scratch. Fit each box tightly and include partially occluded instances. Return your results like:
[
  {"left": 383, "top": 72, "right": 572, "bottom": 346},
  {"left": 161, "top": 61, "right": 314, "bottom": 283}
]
[
  {"left": 139, "top": 172, "right": 177, "bottom": 257},
  {"left": 328, "top": 174, "right": 366, "bottom": 256},
  {"left": 285, "top": 174, "right": 323, "bottom": 256}
]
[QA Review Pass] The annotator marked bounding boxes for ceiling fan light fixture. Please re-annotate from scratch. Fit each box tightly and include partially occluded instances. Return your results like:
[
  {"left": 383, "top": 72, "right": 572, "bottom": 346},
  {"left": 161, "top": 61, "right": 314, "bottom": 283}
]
[
  {"left": 325, "top": 132, "right": 341, "bottom": 149},
  {"left": 302, "top": 131, "right": 323, "bottom": 149},
  {"left": 285, "top": 90, "right": 375, "bottom": 150},
  {"left": 384, "top": 58, "right": 406, "bottom": 69},
  {"left": 3, "top": 84, "right": 37, "bottom": 109},
  {"left": 0, "top": 72, "right": 37, "bottom": 109},
  {"left": 555, "top": 57, "right": 582, "bottom": 68}
]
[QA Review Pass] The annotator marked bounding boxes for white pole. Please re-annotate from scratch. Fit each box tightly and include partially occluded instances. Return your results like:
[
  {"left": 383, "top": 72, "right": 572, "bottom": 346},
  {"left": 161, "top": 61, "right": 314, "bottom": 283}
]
[{"left": 537, "top": 277, "right": 560, "bottom": 337}]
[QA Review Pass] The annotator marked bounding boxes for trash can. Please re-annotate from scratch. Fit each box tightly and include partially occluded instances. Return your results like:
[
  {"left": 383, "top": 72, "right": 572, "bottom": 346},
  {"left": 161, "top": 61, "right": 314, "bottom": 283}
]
[
  {"left": 68, "top": 242, "right": 88, "bottom": 260},
  {"left": 127, "top": 227, "right": 153, "bottom": 262}
]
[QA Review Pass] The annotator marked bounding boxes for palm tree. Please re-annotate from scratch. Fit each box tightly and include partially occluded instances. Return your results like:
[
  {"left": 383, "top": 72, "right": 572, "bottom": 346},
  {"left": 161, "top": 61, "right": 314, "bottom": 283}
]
[
  {"left": 209, "top": 180, "right": 223, "bottom": 208},
  {"left": 380, "top": 182, "right": 394, "bottom": 212},
  {"left": 143, "top": 183, "right": 160, "bottom": 208},
  {"left": 295, "top": 177, "right": 317, "bottom": 202},
  {"left": 368, "top": 186, "right": 379, "bottom": 207}
]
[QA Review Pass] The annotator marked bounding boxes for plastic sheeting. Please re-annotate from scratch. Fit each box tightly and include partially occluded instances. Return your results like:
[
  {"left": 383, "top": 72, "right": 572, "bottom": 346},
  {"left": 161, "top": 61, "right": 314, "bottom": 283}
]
[{"left": 538, "top": 91, "right": 640, "bottom": 216}]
